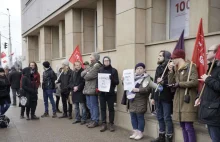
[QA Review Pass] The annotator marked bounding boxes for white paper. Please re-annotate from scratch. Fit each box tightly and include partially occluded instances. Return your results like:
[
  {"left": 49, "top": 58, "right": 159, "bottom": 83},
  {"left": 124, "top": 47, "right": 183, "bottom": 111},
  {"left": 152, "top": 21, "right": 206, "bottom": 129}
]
[
  {"left": 98, "top": 73, "right": 111, "bottom": 92},
  {"left": 123, "top": 69, "right": 135, "bottom": 91}
]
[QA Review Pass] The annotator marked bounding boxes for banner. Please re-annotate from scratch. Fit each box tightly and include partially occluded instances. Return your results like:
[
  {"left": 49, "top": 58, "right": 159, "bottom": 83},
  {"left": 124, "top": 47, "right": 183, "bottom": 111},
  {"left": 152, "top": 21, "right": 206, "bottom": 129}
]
[
  {"left": 98, "top": 73, "right": 111, "bottom": 92},
  {"left": 69, "top": 45, "right": 84, "bottom": 68},
  {"left": 123, "top": 69, "right": 134, "bottom": 91},
  {"left": 1, "top": 52, "right": 6, "bottom": 58}
]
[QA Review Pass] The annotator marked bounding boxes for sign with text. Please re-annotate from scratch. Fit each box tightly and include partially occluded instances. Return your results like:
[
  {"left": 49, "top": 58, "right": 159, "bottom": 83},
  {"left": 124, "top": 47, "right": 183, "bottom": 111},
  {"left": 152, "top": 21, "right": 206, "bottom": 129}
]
[
  {"left": 123, "top": 69, "right": 134, "bottom": 92},
  {"left": 170, "top": 0, "right": 190, "bottom": 39},
  {"left": 98, "top": 73, "right": 111, "bottom": 92}
]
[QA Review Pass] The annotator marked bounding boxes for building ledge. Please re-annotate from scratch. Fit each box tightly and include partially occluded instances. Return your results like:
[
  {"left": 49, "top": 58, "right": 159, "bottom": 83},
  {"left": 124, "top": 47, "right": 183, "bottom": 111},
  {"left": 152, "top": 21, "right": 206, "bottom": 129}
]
[
  {"left": 82, "top": 49, "right": 117, "bottom": 56},
  {"left": 51, "top": 57, "right": 66, "bottom": 61}
]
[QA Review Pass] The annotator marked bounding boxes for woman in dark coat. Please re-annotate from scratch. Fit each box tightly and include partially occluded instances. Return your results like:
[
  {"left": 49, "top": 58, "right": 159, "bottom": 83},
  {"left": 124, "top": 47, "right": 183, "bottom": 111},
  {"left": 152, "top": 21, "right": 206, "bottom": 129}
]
[{"left": 0, "top": 68, "right": 11, "bottom": 116}]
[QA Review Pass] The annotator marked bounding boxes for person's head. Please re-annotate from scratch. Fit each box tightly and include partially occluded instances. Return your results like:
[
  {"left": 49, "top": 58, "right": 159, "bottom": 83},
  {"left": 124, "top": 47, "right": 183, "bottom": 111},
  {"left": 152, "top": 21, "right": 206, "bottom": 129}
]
[
  {"left": 0, "top": 68, "right": 5, "bottom": 76},
  {"left": 62, "top": 60, "right": 69, "bottom": 70},
  {"left": 207, "top": 44, "right": 220, "bottom": 62},
  {"left": 11, "top": 66, "right": 16, "bottom": 72},
  {"left": 74, "top": 61, "right": 82, "bottom": 71},
  {"left": 103, "top": 56, "right": 111, "bottom": 67},
  {"left": 158, "top": 50, "right": 171, "bottom": 64},
  {"left": 43, "top": 61, "right": 50, "bottom": 70},
  {"left": 59, "top": 67, "right": 63, "bottom": 73},
  {"left": 171, "top": 49, "right": 186, "bottom": 66},
  {"left": 22, "top": 67, "right": 31, "bottom": 77},
  {"left": 90, "top": 53, "right": 100, "bottom": 63},
  {"left": 4, "top": 66, "right": 9, "bottom": 74},
  {"left": 135, "top": 63, "right": 146, "bottom": 75},
  {"left": 83, "top": 61, "right": 90, "bottom": 69},
  {"left": 29, "top": 62, "right": 38, "bottom": 72}
]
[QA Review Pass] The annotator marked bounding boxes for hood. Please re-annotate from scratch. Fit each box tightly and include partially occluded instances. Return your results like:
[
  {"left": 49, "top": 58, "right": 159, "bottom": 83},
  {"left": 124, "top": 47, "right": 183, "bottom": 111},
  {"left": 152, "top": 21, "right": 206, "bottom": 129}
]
[
  {"left": 22, "top": 67, "right": 31, "bottom": 77},
  {"left": 103, "top": 56, "right": 111, "bottom": 64}
]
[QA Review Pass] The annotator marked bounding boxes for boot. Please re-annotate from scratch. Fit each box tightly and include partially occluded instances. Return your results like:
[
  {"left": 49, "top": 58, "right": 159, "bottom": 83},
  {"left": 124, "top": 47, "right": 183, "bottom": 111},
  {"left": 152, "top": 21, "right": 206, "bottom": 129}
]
[
  {"left": 88, "top": 121, "right": 99, "bottom": 128},
  {"left": 130, "top": 130, "right": 138, "bottom": 139},
  {"left": 109, "top": 123, "right": 115, "bottom": 132},
  {"left": 166, "top": 135, "right": 173, "bottom": 142},
  {"left": 31, "top": 115, "right": 40, "bottom": 120},
  {"left": 100, "top": 123, "right": 107, "bottom": 132},
  {"left": 134, "top": 130, "right": 143, "bottom": 140},
  {"left": 26, "top": 116, "right": 30, "bottom": 121},
  {"left": 20, "top": 116, "right": 25, "bottom": 119},
  {"left": 59, "top": 113, "right": 68, "bottom": 118},
  {"left": 151, "top": 133, "right": 165, "bottom": 142},
  {"left": 41, "top": 113, "right": 49, "bottom": 118},
  {"left": 52, "top": 113, "right": 57, "bottom": 118},
  {"left": 86, "top": 121, "right": 93, "bottom": 127},
  {"left": 68, "top": 114, "right": 73, "bottom": 119}
]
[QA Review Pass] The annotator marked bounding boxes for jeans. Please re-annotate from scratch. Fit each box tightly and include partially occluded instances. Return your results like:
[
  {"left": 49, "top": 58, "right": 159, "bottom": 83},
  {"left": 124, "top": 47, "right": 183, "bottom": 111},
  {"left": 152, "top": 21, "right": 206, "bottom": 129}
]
[
  {"left": 43, "top": 89, "right": 56, "bottom": 113},
  {"left": 156, "top": 100, "right": 173, "bottom": 135},
  {"left": 0, "top": 101, "right": 10, "bottom": 115},
  {"left": 12, "top": 88, "right": 20, "bottom": 105},
  {"left": 130, "top": 112, "right": 145, "bottom": 132},
  {"left": 180, "top": 122, "right": 196, "bottom": 142},
  {"left": 61, "top": 92, "right": 72, "bottom": 115},
  {"left": 86, "top": 95, "right": 99, "bottom": 123},
  {"left": 208, "top": 125, "right": 220, "bottom": 142},
  {"left": 100, "top": 94, "right": 115, "bottom": 124},
  {"left": 26, "top": 101, "right": 37, "bottom": 117},
  {"left": 75, "top": 102, "right": 87, "bottom": 121}
]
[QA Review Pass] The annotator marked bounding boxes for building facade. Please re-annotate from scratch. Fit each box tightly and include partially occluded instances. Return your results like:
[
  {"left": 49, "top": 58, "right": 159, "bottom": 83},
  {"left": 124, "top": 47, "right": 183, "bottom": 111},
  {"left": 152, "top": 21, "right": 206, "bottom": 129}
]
[{"left": 21, "top": 0, "right": 220, "bottom": 141}]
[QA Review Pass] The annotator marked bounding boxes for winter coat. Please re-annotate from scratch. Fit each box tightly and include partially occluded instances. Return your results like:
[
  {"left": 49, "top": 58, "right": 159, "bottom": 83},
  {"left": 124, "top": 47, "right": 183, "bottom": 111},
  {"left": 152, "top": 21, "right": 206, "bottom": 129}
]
[
  {"left": 57, "top": 69, "right": 72, "bottom": 94},
  {"left": 199, "top": 61, "right": 220, "bottom": 126},
  {"left": 69, "top": 68, "right": 85, "bottom": 103},
  {"left": 82, "top": 61, "right": 102, "bottom": 95},
  {"left": 8, "top": 70, "right": 22, "bottom": 89},
  {"left": 151, "top": 60, "right": 174, "bottom": 103},
  {"left": 168, "top": 61, "right": 198, "bottom": 122},
  {"left": 42, "top": 67, "right": 57, "bottom": 90},
  {"left": 98, "top": 65, "right": 119, "bottom": 95},
  {"left": 31, "top": 71, "right": 41, "bottom": 89},
  {"left": 0, "top": 75, "right": 11, "bottom": 105}
]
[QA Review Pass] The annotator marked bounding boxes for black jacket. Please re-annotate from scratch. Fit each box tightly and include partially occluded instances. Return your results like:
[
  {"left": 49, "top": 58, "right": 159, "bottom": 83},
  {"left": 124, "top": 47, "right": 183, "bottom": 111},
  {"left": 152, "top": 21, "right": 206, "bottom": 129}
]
[
  {"left": 69, "top": 68, "right": 85, "bottom": 103},
  {"left": 58, "top": 69, "right": 72, "bottom": 94},
  {"left": 8, "top": 70, "right": 22, "bottom": 89},
  {"left": 0, "top": 75, "right": 11, "bottom": 105},
  {"left": 98, "top": 65, "right": 119, "bottom": 95},
  {"left": 199, "top": 61, "right": 220, "bottom": 126},
  {"left": 42, "top": 67, "right": 57, "bottom": 90}
]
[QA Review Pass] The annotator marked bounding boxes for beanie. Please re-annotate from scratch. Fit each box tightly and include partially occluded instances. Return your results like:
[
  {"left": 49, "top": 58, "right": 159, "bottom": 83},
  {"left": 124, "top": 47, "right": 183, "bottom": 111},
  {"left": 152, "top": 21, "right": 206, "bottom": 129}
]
[
  {"left": 91, "top": 52, "right": 100, "bottom": 61},
  {"left": 171, "top": 49, "right": 185, "bottom": 60},
  {"left": 62, "top": 59, "right": 69, "bottom": 66},
  {"left": 0, "top": 68, "right": 5, "bottom": 73},
  {"left": 103, "top": 56, "right": 111, "bottom": 64},
  {"left": 43, "top": 61, "right": 50, "bottom": 68},
  {"left": 83, "top": 61, "right": 89, "bottom": 65},
  {"left": 135, "top": 63, "right": 145, "bottom": 70}
]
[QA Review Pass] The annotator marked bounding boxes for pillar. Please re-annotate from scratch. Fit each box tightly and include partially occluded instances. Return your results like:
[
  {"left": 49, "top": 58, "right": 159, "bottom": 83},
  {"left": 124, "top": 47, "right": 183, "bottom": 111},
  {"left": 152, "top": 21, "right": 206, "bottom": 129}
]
[{"left": 59, "top": 20, "right": 65, "bottom": 58}]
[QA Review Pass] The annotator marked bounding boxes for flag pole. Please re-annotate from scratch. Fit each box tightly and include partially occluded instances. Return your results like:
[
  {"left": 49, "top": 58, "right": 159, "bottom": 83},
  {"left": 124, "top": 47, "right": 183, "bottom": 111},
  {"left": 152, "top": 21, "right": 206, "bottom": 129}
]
[{"left": 184, "top": 61, "right": 193, "bottom": 96}]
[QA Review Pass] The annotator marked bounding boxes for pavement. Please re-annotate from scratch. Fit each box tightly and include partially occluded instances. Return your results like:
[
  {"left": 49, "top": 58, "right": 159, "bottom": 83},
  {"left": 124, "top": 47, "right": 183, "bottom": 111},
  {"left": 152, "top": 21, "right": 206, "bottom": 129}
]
[{"left": 0, "top": 99, "right": 154, "bottom": 142}]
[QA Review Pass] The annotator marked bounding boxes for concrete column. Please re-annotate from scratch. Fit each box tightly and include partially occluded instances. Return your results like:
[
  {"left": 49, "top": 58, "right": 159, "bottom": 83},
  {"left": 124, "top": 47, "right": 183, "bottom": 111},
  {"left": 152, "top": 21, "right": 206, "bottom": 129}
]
[
  {"left": 65, "top": 9, "right": 82, "bottom": 59},
  {"left": 27, "top": 36, "right": 39, "bottom": 63},
  {"left": 97, "top": 0, "right": 104, "bottom": 52},
  {"left": 59, "top": 20, "right": 65, "bottom": 58},
  {"left": 52, "top": 26, "right": 59, "bottom": 59}
]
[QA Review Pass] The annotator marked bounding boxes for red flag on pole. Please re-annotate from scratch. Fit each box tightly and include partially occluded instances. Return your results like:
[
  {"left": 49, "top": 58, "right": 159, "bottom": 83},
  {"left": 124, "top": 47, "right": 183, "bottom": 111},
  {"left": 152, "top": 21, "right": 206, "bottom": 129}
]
[
  {"left": 69, "top": 45, "right": 84, "bottom": 68},
  {"left": 1, "top": 52, "right": 6, "bottom": 58},
  {"left": 215, "top": 45, "right": 220, "bottom": 60},
  {"left": 191, "top": 19, "right": 207, "bottom": 91}
]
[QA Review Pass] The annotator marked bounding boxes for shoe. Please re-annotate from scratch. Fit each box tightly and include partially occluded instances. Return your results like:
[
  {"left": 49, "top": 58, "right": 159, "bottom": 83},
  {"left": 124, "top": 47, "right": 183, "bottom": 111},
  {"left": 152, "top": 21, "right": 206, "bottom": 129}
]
[
  {"left": 86, "top": 121, "right": 93, "bottom": 127},
  {"left": 68, "top": 114, "right": 73, "bottom": 119},
  {"left": 72, "top": 120, "right": 81, "bottom": 124},
  {"left": 31, "top": 115, "right": 40, "bottom": 120},
  {"left": 134, "top": 130, "right": 143, "bottom": 140},
  {"left": 100, "top": 123, "right": 107, "bottom": 132},
  {"left": 52, "top": 113, "right": 57, "bottom": 118},
  {"left": 109, "top": 123, "right": 115, "bottom": 132},
  {"left": 57, "top": 110, "right": 62, "bottom": 113},
  {"left": 80, "top": 121, "right": 86, "bottom": 125},
  {"left": 20, "top": 116, "right": 25, "bottom": 119},
  {"left": 130, "top": 130, "right": 138, "bottom": 139},
  {"left": 166, "top": 135, "right": 173, "bottom": 142},
  {"left": 88, "top": 121, "right": 99, "bottom": 128},
  {"left": 41, "top": 113, "right": 49, "bottom": 118},
  {"left": 59, "top": 113, "right": 68, "bottom": 118},
  {"left": 151, "top": 133, "right": 165, "bottom": 142},
  {"left": 26, "top": 116, "right": 30, "bottom": 121}
]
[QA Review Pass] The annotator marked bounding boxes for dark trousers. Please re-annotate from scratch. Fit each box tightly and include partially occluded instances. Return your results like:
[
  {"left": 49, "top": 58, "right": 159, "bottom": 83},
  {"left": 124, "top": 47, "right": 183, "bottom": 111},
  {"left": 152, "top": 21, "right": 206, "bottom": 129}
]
[
  {"left": 12, "top": 88, "right": 20, "bottom": 105},
  {"left": 180, "top": 122, "right": 196, "bottom": 142},
  {"left": 26, "top": 101, "right": 37, "bottom": 117},
  {"left": 0, "top": 101, "right": 10, "bottom": 115},
  {"left": 99, "top": 94, "right": 115, "bottom": 124},
  {"left": 56, "top": 96, "right": 60, "bottom": 110},
  {"left": 208, "top": 125, "right": 220, "bottom": 142},
  {"left": 21, "top": 106, "right": 26, "bottom": 116},
  {"left": 61, "top": 92, "right": 72, "bottom": 115}
]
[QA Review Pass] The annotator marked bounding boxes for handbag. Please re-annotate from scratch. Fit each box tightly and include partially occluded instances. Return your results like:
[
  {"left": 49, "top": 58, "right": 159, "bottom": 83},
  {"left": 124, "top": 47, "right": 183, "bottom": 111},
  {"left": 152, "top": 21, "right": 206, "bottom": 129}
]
[{"left": 19, "top": 89, "right": 29, "bottom": 107}]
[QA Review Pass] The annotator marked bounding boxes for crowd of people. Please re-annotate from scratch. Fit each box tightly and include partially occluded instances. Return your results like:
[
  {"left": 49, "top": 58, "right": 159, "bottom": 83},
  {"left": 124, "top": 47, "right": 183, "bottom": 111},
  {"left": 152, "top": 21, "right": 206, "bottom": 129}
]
[{"left": 0, "top": 44, "right": 220, "bottom": 142}]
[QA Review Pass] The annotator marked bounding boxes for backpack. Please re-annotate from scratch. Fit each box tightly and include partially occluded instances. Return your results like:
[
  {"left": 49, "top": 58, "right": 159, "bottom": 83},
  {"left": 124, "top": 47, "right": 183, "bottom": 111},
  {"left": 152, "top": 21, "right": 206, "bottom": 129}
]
[{"left": 0, "top": 115, "right": 10, "bottom": 128}]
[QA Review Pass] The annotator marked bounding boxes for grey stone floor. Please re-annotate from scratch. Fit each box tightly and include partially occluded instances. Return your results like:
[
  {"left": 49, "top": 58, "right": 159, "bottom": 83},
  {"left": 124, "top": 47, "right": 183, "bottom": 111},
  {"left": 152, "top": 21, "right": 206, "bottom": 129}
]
[{"left": 0, "top": 100, "right": 153, "bottom": 142}]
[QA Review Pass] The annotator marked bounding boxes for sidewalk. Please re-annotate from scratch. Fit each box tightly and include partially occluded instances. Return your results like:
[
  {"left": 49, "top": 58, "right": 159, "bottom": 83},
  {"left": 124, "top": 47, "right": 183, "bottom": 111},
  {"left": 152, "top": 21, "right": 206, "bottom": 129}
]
[{"left": 0, "top": 99, "right": 153, "bottom": 142}]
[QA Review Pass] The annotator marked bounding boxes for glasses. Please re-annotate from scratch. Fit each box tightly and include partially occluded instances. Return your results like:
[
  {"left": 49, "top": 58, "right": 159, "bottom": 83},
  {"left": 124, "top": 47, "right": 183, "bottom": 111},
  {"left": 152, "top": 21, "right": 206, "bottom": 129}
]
[{"left": 207, "top": 50, "right": 214, "bottom": 53}]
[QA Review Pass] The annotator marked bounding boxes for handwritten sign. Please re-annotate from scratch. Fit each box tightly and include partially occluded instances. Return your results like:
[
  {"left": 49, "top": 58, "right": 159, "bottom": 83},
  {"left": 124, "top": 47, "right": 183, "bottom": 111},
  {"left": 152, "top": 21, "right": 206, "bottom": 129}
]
[
  {"left": 98, "top": 73, "right": 111, "bottom": 92},
  {"left": 123, "top": 69, "right": 134, "bottom": 91}
]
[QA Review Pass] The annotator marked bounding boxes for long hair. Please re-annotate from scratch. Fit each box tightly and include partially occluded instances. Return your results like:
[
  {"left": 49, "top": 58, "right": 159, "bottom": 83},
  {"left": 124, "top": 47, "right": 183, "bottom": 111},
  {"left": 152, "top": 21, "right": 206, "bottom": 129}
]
[{"left": 29, "top": 61, "right": 38, "bottom": 73}]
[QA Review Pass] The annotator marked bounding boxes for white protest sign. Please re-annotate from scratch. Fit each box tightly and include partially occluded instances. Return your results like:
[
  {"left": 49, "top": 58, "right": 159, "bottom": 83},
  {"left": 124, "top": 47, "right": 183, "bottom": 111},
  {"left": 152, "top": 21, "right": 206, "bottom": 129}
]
[
  {"left": 98, "top": 73, "right": 111, "bottom": 92},
  {"left": 123, "top": 69, "right": 134, "bottom": 91}
]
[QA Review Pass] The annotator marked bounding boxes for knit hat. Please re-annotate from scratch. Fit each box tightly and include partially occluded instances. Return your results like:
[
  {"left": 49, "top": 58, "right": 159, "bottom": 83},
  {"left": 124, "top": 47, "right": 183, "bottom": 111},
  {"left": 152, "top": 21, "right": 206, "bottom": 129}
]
[
  {"left": 43, "top": 61, "right": 50, "bottom": 68},
  {"left": 135, "top": 63, "right": 145, "bottom": 70},
  {"left": 0, "top": 68, "right": 5, "bottom": 73},
  {"left": 62, "top": 59, "right": 69, "bottom": 66},
  {"left": 103, "top": 56, "right": 111, "bottom": 64},
  {"left": 171, "top": 49, "right": 185, "bottom": 59},
  {"left": 83, "top": 61, "right": 89, "bottom": 65},
  {"left": 91, "top": 52, "right": 100, "bottom": 61}
]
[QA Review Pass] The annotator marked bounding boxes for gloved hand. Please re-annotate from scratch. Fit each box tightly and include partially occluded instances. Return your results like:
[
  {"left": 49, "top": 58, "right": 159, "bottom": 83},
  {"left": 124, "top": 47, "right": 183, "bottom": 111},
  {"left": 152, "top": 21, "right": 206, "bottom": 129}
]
[
  {"left": 96, "top": 88, "right": 100, "bottom": 94},
  {"left": 167, "top": 83, "right": 179, "bottom": 88}
]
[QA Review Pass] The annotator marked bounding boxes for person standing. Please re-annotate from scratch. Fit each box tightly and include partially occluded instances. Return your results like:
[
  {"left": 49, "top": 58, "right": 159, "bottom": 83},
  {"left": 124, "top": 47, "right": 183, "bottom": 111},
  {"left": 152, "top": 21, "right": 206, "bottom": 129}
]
[
  {"left": 8, "top": 66, "right": 22, "bottom": 106},
  {"left": 195, "top": 44, "right": 220, "bottom": 142},
  {"left": 57, "top": 60, "right": 73, "bottom": 119},
  {"left": 98, "top": 56, "right": 119, "bottom": 132},
  {"left": 168, "top": 49, "right": 198, "bottom": 142},
  {"left": 41, "top": 61, "right": 57, "bottom": 118},
  {"left": 81, "top": 53, "right": 102, "bottom": 128},
  {"left": 54, "top": 66, "right": 62, "bottom": 113},
  {"left": 69, "top": 61, "right": 86, "bottom": 124},
  {"left": 151, "top": 50, "right": 174, "bottom": 142}
]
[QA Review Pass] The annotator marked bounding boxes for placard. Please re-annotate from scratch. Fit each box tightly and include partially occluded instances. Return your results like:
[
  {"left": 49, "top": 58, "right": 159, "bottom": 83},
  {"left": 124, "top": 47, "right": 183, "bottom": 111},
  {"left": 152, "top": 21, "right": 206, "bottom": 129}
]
[
  {"left": 98, "top": 73, "right": 111, "bottom": 92},
  {"left": 123, "top": 69, "right": 134, "bottom": 92}
]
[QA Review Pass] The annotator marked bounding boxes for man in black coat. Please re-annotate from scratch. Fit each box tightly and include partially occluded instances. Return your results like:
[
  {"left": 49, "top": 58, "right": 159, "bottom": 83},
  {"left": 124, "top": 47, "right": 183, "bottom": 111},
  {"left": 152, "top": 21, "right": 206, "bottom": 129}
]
[
  {"left": 98, "top": 56, "right": 119, "bottom": 132},
  {"left": 8, "top": 66, "right": 22, "bottom": 106},
  {"left": 69, "top": 61, "right": 86, "bottom": 125},
  {"left": 151, "top": 50, "right": 174, "bottom": 142},
  {"left": 195, "top": 44, "right": 220, "bottom": 142}
]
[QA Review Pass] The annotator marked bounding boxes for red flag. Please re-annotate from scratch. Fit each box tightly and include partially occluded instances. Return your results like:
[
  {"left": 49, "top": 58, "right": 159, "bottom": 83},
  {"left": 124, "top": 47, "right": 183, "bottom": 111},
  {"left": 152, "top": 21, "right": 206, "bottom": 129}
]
[
  {"left": 215, "top": 45, "right": 220, "bottom": 60},
  {"left": 3, "top": 60, "right": 7, "bottom": 63},
  {"left": 1, "top": 52, "right": 6, "bottom": 58},
  {"left": 192, "top": 19, "right": 207, "bottom": 91},
  {"left": 69, "top": 45, "right": 84, "bottom": 68}
]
